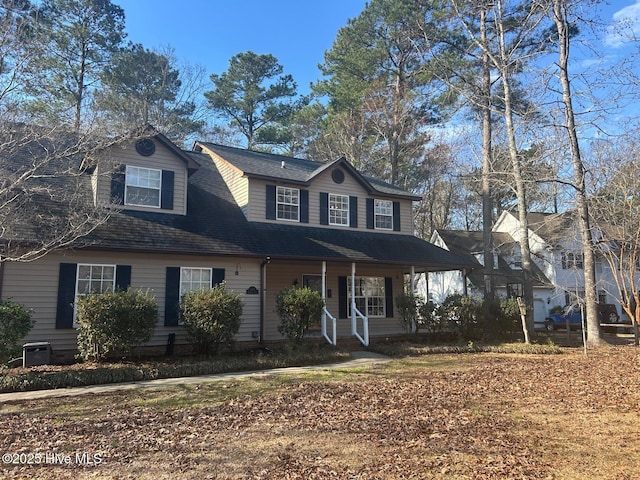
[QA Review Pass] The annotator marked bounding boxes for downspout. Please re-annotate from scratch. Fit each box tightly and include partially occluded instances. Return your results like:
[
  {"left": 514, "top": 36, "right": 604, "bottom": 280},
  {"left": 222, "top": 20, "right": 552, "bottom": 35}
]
[{"left": 259, "top": 256, "right": 271, "bottom": 344}]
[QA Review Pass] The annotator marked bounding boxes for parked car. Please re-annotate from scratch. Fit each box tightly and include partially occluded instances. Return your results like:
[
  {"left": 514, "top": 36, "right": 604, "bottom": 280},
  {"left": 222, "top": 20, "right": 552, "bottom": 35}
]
[{"left": 544, "top": 304, "right": 624, "bottom": 331}]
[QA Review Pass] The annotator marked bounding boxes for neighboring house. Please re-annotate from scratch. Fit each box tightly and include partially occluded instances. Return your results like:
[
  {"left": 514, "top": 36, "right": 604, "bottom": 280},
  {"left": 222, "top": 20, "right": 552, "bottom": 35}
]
[
  {"left": 424, "top": 229, "right": 552, "bottom": 328},
  {"left": 1, "top": 128, "right": 476, "bottom": 359},
  {"left": 426, "top": 210, "right": 632, "bottom": 330}
]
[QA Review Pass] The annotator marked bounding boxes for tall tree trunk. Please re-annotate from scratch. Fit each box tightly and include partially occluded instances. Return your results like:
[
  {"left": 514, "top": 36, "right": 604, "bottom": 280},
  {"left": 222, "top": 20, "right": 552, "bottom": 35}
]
[
  {"left": 552, "top": 0, "right": 601, "bottom": 345},
  {"left": 481, "top": 4, "right": 496, "bottom": 339},
  {"left": 496, "top": 0, "right": 534, "bottom": 341}
]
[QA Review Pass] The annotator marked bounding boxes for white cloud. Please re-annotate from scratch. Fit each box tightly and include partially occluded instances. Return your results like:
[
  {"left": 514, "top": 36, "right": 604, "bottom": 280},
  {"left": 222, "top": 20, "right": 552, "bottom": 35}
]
[{"left": 605, "top": 0, "right": 640, "bottom": 48}]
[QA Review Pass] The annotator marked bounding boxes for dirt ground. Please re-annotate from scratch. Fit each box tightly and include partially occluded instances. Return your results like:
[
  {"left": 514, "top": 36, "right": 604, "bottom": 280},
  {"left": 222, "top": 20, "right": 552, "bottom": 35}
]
[{"left": 1, "top": 345, "right": 639, "bottom": 479}]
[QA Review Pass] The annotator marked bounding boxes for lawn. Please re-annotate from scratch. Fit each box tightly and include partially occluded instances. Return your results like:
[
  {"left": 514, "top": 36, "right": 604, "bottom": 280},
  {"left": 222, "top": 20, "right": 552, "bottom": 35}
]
[{"left": 1, "top": 346, "right": 639, "bottom": 479}]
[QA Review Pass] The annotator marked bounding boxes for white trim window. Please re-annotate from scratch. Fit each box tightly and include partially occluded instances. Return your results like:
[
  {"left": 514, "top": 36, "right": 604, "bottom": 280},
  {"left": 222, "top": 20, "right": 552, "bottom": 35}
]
[
  {"left": 561, "top": 251, "right": 583, "bottom": 269},
  {"left": 374, "top": 199, "right": 393, "bottom": 230},
  {"left": 349, "top": 277, "right": 386, "bottom": 317},
  {"left": 276, "top": 186, "right": 299, "bottom": 221},
  {"left": 75, "top": 264, "right": 116, "bottom": 324},
  {"left": 179, "top": 267, "right": 212, "bottom": 325},
  {"left": 180, "top": 267, "right": 212, "bottom": 296},
  {"left": 125, "top": 165, "right": 162, "bottom": 207},
  {"left": 329, "top": 193, "right": 349, "bottom": 226}
]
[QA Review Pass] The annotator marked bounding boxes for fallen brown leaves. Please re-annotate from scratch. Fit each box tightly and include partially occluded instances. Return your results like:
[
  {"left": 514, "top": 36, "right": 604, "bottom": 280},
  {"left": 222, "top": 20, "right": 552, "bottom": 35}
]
[{"left": 1, "top": 346, "right": 640, "bottom": 479}]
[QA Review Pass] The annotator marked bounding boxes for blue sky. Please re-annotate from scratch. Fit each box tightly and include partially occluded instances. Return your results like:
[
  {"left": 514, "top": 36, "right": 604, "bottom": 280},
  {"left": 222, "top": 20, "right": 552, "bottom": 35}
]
[
  {"left": 114, "top": 0, "right": 368, "bottom": 95},
  {"left": 114, "top": 0, "right": 640, "bottom": 106}
]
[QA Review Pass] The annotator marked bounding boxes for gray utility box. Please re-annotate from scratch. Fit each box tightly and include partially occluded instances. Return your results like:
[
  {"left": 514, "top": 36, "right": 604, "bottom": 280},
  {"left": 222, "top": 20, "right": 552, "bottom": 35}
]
[{"left": 23, "top": 342, "right": 51, "bottom": 367}]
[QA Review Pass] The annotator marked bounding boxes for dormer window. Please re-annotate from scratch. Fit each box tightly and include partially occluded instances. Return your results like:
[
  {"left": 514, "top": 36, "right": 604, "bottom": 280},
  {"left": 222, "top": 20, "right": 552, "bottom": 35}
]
[
  {"left": 374, "top": 199, "right": 393, "bottom": 230},
  {"left": 277, "top": 186, "right": 299, "bottom": 221},
  {"left": 329, "top": 194, "right": 349, "bottom": 226},
  {"left": 125, "top": 166, "right": 161, "bottom": 208}
]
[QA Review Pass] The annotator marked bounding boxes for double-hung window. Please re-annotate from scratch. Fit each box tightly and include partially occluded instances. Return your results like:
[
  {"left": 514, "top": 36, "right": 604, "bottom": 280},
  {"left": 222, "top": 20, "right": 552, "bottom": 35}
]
[
  {"left": 179, "top": 267, "right": 212, "bottom": 325},
  {"left": 75, "top": 264, "right": 116, "bottom": 324},
  {"left": 374, "top": 199, "right": 393, "bottom": 230},
  {"left": 329, "top": 194, "right": 349, "bottom": 226},
  {"left": 125, "top": 166, "right": 162, "bottom": 207},
  {"left": 180, "top": 267, "right": 212, "bottom": 296},
  {"left": 561, "top": 251, "right": 584, "bottom": 269},
  {"left": 277, "top": 186, "right": 299, "bottom": 221},
  {"left": 348, "top": 277, "right": 386, "bottom": 317}
]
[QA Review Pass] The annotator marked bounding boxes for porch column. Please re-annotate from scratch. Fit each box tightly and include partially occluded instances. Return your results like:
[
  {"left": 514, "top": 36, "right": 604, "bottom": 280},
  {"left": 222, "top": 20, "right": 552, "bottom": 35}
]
[
  {"left": 410, "top": 266, "right": 416, "bottom": 333},
  {"left": 351, "top": 262, "right": 356, "bottom": 335}
]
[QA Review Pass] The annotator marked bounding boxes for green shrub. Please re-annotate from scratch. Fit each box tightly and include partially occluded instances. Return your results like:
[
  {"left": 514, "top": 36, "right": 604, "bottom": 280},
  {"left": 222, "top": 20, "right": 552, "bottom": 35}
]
[
  {"left": 396, "top": 293, "right": 420, "bottom": 333},
  {"left": 0, "top": 299, "right": 34, "bottom": 363},
  {"left": 276, "top": 287, "right": 324, "bottom": 342},
  {"left": 440, "top": 294, "right": 483, "bottom": 340},
  {"left": 496, "top": 297, "right": 521, "bottom": 336},
  {"left": 418, "top": 300, "right": 445, "bottom": 333},
  {"left": 76, "top": 289, "right": 158, "bottom": 362},
  {"left": 180, "top": 283, "right": 243, "bottom": 355}
]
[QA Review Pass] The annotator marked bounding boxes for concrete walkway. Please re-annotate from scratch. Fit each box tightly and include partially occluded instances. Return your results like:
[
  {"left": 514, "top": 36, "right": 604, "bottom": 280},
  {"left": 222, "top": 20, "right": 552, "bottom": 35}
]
[{"left": 0, "top": 351, "right": 391, "bottom": 403}]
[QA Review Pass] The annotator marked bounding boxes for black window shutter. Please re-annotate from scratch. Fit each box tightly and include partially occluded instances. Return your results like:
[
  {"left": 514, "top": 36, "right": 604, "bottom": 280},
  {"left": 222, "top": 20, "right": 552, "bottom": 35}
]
[
  {"left": 111, "top": 165, "right": 126, "bottom": 205},
  {"left": 115, "top": 265, "right": 132, "bottom": 291},
  {"left": 212, "top": 268, "right": 225, "bottom": 286},
  {"left": 55, "top": 263, "right": 77, "bottom": 329},
  {"left": 266, "top": 184, "right": 276, "bottom": 220},
  {"left": 300, "top": 189, "right": 309, "bottom": 223},
  {"left": 338, "top": 276, "right": 348, "bottom": 319},
  {"left": 385, "top": 277, "right": 394, "bottom": 318},
  {"left": 165, "top": 267, "right": 181, "bottom": 326},
  {"left": 366, "top": 198, "right": 374, "bottom": 229},
  {"left": 319, "top": 192, "right": 329, "bottom": 225},
  {"left": 349, "top": 196, "right": 358, "bottom": 228},
  {"left": 161, "top": 170, "right": 174, "bottom": 210},
  {"left": 393, "top": 202, "right": 401, "bottom": 231}
]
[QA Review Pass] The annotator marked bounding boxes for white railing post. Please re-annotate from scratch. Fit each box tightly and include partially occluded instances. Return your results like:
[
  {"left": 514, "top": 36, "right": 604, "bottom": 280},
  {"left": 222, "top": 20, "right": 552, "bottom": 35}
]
[
  {"left": 320, "top": 261, "right": 337, "bottom": 345},
  {"left": 351, "top": 262, "right": 369, "bottom": 346}
]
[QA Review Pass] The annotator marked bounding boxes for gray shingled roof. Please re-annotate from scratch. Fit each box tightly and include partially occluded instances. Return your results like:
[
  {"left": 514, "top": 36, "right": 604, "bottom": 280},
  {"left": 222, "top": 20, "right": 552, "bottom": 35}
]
[
  {"left": 197, "top": 142, "right": 419, "bottom": 200},
  {"left": 435, "top": 229, "right": 550, "bottom": 287},
  {"left": 4, "top": 132, "right": 477, "bottom": 272},
  {"left": 89, "top": 152, "right": 476, "bottom": 271}
]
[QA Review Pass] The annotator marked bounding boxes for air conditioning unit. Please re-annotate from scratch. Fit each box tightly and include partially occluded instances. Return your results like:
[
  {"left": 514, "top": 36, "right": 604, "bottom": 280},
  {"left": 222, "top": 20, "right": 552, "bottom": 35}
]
[{"left": 23, "top": 342, "right": 51, "bottom": 367}]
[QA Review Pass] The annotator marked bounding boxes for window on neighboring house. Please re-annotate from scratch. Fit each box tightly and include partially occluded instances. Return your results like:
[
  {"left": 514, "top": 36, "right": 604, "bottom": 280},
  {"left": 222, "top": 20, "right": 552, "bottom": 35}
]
[
  {"left": 561, "top": 251, "right": 584, "bottom": 269},
  {"left": 598, "top": 290, "right": 607, "bottom": 304},
  {"left": 374, "top": 199, "right": 393, "bottom": 230},
  {"left": 125, "top": 166, "right": 161, "bottom": 207},
  {"left": 564, "top": 290, "right": 585, "bottom": 306},
  {"left": 276, "top": 186, "right": 299, "bottom": 221},
  {"left": 348, "top": 277, "right": 386, "bottom": 317},
  {"left": 506, "top": 283, "right": 523, "bottom": 298},
  {"left": 329, "top": 194, "right": 349, "bottom": 226},
  {"left": 75, "top": 264, "right": 116, "bottom": 324}
]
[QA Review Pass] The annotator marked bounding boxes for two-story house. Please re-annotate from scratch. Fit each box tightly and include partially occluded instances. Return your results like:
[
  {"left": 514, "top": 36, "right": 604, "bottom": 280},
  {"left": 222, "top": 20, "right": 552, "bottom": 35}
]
[
  {"left": 1, "top": 128, "right": 476, "bottom": 359},
  {"left": 425, "top": 229, "right": 551, "bottom": 328},
  {"left": 426, "top": 210, "right": 631, "bottom": 330}
]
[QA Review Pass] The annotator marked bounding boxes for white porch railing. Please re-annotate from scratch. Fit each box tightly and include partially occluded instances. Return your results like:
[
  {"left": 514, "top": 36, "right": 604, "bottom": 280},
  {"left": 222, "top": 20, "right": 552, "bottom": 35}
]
[
  {"left": 321, "top": 307, "right": 337, "bottom": 346},
  {"left": 351, "top": 302, "right": 369, "bottom": 346}
]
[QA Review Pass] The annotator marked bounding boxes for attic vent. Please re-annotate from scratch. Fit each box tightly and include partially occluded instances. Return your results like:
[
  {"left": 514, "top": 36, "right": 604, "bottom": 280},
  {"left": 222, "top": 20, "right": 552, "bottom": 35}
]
[
  {"left": 135, "top": 138, "right": 156, "bottom": 156},
  {"left": 331, "top": 168, "right": 345, "bottom": 184}
]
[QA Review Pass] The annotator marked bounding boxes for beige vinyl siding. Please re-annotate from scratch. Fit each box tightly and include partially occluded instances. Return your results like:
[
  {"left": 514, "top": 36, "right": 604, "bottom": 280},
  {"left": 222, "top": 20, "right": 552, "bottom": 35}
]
[
  {"left": 262, "top": 261, "right": 406, "bottom": 341},
  {"left": 211, "top": 156, "right": 250, "bottom": 219},
  {"left": 95, "top": 142, "right": 188, "bottom": 215},
  {"left": 248, "top": 170, "right": 414, "bottom": 234},
  {"left": 3, "top": 251, "right": 261, "bottom": 352}
]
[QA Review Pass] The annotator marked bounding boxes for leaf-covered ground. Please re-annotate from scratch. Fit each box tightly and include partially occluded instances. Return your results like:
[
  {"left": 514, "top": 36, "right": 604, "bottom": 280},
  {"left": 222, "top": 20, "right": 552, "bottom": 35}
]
[{"left": 1, "top": 346, "right": 639, "bottom": 479}]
